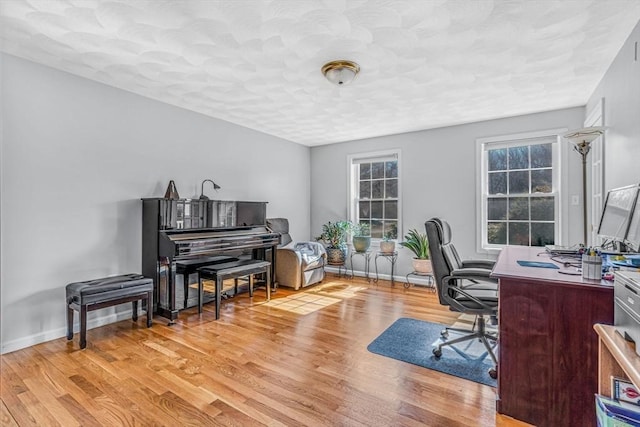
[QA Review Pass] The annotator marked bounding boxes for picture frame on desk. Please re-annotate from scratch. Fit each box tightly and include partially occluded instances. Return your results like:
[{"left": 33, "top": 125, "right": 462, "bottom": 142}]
[{"left": 613, "top": 377, "right": 640, "bottom": 405}]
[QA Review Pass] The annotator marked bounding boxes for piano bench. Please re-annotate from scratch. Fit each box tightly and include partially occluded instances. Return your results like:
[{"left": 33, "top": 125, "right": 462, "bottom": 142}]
[
  {"left": 65, "top": 274, "right": 153, "bottom": 349},
  {"left": 197, "top": 260, "right": 271, "bottom": 319},
  {"left": 176, "top": 255, "right": 238, "bottom": 311}
]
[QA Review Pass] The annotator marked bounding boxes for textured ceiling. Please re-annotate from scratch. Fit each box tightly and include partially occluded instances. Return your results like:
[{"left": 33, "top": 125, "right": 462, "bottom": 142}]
[{"left": 1, "top": 1, "right": 639, "bottom": 146}]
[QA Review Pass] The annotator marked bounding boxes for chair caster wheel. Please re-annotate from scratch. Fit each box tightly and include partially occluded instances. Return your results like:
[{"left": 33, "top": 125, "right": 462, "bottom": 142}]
[
  {"left": 440, "top": 330, "right": 449, "bottom": 338},
  {"left": 489, "top": 368, "right": 497, "bottom": 379},
  {"left": 433, "top": 348, "right": 442, "bottom": 358}
]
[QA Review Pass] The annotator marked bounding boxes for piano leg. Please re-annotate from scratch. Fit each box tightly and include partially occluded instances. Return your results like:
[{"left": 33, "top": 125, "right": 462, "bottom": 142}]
[{"left": 216, "top": 276, "right": 222, "bottom": 320}]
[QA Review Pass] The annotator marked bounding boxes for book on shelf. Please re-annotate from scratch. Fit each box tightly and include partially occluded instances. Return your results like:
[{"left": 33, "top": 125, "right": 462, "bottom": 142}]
[{"left": 596, "top": 394, "right": 640, "bottom": 427}]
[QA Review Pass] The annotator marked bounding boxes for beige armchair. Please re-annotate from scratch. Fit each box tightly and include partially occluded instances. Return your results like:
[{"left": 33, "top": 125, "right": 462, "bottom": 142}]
[{"left": 267, "top": 218, "right": 326, "bottom": 290}]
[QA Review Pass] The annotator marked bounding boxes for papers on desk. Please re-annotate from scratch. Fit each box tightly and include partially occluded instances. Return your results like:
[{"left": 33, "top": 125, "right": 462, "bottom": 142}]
[{"left": 517, "top": 260, "right": 559, "bottom": 269}]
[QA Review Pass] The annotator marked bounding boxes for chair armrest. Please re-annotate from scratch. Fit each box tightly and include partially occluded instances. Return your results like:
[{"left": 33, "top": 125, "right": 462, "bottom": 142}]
[
  {"left": 275, "top": 248, "right": 303, "bottom": 288},
  {"left": 460, "top": 259, "right": 495, "bottom": 269},
  {"left": 449, "top": 268, "right": 498, "bottom": 290},
  {"left": 443, "top": 271, "right": 498, "bottom": 312}
]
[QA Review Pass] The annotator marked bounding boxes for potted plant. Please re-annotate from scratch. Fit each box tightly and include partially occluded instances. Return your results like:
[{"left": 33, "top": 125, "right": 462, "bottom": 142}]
[
  {"left": 400, "top": 229, "right": 432, "bottom": 274},
  {"left": 379, "top": 231, "right": 396, "bottom": 253},
  {"left": 317, "top": 220, "right": 352, "bottom": 265},
  {"left": 351, "top": 222, "right": 371, "bottom": 253}
]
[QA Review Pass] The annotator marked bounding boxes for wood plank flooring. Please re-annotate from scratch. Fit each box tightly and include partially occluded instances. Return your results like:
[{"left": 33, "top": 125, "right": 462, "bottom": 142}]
[{"left": 1, "top": 276, "right": 530, "bottom": 426}]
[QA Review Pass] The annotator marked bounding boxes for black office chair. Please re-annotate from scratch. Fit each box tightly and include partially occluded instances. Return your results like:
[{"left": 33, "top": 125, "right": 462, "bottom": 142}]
[{"left": 425, "top": 218, "right": 499, "bottom": 378}]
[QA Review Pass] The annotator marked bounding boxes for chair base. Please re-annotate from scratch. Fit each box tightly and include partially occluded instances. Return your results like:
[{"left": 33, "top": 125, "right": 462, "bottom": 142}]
[{"left": 433, "top": 315, "right": 498, "bottom": 377}]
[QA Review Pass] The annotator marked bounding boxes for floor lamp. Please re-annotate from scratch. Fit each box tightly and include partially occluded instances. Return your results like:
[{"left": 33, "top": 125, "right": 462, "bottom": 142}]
[{"left": 563, "top": 126, "right": 606, "bottom": 245}]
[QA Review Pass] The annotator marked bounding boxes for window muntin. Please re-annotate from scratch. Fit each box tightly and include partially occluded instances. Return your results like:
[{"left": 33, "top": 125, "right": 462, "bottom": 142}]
[
  {"left": 349, "top": 151, "right": 400, "bottom": 240},
  {"left": 481, "top": 137, "right": 559, "bottom": 249}
]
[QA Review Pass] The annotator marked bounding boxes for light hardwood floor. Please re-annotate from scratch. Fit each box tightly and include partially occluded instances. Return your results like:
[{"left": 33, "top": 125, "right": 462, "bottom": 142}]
[{"left": 1, "top": 275, "right": 530, "bottom": 426}]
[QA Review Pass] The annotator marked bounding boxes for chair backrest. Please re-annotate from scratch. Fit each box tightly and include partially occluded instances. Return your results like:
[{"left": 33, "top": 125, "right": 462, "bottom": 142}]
[
  {"left": 437, "top": 219, "right": 464, "bottom": 270},
  {"left": 425, "top": 218, "right": 454, "bottom": 306},
  {"left": 266, "top": 218, "right": 292, "bottom": 247}
]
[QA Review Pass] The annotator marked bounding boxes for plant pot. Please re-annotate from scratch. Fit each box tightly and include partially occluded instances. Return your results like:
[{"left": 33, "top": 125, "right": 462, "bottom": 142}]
[
  {"left": 352, "top": 236, "right": 371, "bottom": 252},
  {"left": 412, "top": 258, "right": 432, "bottom": 274},
  {"left": 379, "top": 241, "right": 395, "bottom": 253},
  {"left": 326, "top": 247, "right": 347, "bottom": 265}
]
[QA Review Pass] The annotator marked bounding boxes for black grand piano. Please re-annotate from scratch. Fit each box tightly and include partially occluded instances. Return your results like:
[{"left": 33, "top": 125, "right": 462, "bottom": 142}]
[{"left": 142, "top": 198, "right": 279, "bottom": 321}]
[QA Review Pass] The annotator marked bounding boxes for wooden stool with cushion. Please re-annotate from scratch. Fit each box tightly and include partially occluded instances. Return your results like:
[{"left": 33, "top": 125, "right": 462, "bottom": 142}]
[{"left": 66, "top": 273, "right": 153, "bottom": 349}]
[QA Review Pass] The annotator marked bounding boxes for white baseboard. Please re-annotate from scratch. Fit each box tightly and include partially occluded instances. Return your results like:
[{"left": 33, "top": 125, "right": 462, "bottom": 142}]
[
  {"left": 1, "top": 309, "right": 139, "bottom": 354},
  {"left": 324, "top": 266, "right": 434, "bottom": 287}
]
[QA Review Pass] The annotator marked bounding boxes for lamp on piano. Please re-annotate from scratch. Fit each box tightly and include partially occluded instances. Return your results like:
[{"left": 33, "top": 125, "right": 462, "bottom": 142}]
[
  {"left": 562, "top": 126, "right": 606, "bottom": 245},
  {"left": 199, "top": 179, "right": 221, "bottom": 200}
]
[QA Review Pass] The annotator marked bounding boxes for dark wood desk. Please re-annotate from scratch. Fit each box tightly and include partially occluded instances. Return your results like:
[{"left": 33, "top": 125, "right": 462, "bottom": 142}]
[{"left": 492, "top": 246, "right": 614, "bottom": 427}]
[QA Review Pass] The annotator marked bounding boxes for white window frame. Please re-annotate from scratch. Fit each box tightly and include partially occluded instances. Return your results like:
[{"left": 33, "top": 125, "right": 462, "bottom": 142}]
[
  {"left": 476, "top": 128, "right": 568, "bottom": 254},
  {"left": 347, "top": 149, "right": 402, "bottom": 245}
]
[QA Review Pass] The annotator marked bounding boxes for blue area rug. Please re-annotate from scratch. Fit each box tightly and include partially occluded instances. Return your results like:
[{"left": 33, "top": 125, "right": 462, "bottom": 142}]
[{"left": 367, "top": 317, "right": 497, "bottom": 387}]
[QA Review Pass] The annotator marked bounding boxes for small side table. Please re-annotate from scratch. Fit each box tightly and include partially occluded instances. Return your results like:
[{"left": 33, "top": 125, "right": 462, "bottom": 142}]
[
  {"left": 374, "top": 251, "right": 398, "bottom": 286},
  {"left": 349, "top": 250, "right": 371, "bottom": 281},
  {"left": 405, "top": 271, "right": 435, "bottom": 292},
  {"left": 328, "top": 262, "right": 349, "bottom": 278}
]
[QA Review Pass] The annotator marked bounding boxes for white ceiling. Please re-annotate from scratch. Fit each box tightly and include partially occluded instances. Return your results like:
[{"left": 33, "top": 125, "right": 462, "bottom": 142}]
[{"left": 1, "top": 1, "right": 639, "bottom": 146}]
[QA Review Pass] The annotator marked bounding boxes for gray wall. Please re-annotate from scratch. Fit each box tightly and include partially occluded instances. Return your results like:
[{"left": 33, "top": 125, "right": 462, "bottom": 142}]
[
  {"left": 0, "top": 54, "right": 311, "bottom": 353},
  {"left": 310, "top": 108, "right": 586, "bottom": 278},
  {"left": 587, "top": 19, "right": 640, "bottom": 190}
]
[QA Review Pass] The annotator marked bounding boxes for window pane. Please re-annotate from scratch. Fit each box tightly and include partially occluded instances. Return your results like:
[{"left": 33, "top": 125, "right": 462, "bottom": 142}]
[
  {"left": 383, "top": 221, "right": 398, "bottom": 239},
  {"left": 488, "top": 149, "right": 507, "bottom": 171},
  {"left": 531, "top": 197, "right": 554, "bottom": 221},
  {"left": 371, "top": 220, "right": 383, "bottom": 238},
  {"left": 384, "top": 201, "right": 397, "bottom": 219},
  {"left": 359, "top": 180, "right": 371, "bottom": 199},
  {"left": 508, "top": 146, "right": 529, "bottom": 170},
  {"left": 531, "top": 144, "right": 552, "bottom": 168},
  {"left": 385, "top": 161, "right": 398, "bottom": 178},
  {"left": 372, "top": 180, "right": 384, "bottom": 199},
  {"left": 385, "top": 179, "right": 398, "bottom": 198},
  {"left": 359, "top": 201, "right": 370, "bottom": 219},
  {"left": 371, "top": 201, "right": 383, "bottom": 218},
  {"left": 489, "top": 172, "right": 507, "bottom": 194},
  {"left": 488, "top": 222, "right": 506, "bottom": 244},
  {"left": 509, "top": 222, "right": 530, "bottom": 245},
  {"left": 509, "top": 170, "right": 529, "bottom": 194},
  {"left": 531, "top": 222, "right": 555, "bottom": 246},
  {"left": 531, "top": 169, "right": 552, "bottom": 193},
  {"left": 509, "top": 197, "right": 529, "bottom": 220},
  {"left": 371, "top": 162, "right": 384, "bottom": 179},
  {"left": 360, "top": 163, "right": 371, "bottom": 180},
  {"left": 488, "top": 198, "right": 507, "bottom": 220}
]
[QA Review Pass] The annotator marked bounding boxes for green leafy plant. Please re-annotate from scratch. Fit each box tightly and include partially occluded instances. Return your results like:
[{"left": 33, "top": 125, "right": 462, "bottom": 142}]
[
  {"left": 352, "top": 222, "right": 370, "bottom": 237},
  {"left": 316, "top": 220, "right": 353, "bottom": 249},
  {"left": 400, "top": 229, "right": 430, "bottom": 259}
]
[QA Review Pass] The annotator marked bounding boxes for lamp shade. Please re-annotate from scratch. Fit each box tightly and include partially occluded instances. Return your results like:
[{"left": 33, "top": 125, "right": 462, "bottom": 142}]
[
  {"left": 321, "top": 60, "right": 360, "bottom": 85},
  {"left": 562, "top": 126, "right": 606, "bottom": 144}
]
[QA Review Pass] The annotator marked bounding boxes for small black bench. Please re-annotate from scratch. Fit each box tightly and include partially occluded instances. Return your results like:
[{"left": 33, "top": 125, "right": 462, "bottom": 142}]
[
  {"left": 197, "top": 259, "right": 271, "bottom": 319},
  {"left": 66, "top": 274, "right": 153, "bottom": 349},
  {"left": 176, "top": 255, "right": 237, "bottom": 310}
]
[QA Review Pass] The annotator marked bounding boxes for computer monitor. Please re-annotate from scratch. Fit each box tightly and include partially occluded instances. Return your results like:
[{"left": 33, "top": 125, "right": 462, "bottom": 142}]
[
  {"left": 625, "top": 193, "right": 640, "bottom": 252},
  {"left": 597, "top": 184, "right": 640, "bottom": 248}
]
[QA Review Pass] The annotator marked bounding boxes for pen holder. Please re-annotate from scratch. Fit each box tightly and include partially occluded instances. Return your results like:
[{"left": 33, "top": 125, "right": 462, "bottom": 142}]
[{"left": 582, "top": 254, "right": 602, "bottom": 280}]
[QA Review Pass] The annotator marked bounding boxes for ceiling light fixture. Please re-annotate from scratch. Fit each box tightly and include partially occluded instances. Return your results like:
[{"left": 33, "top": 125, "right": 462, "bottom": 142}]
[{"left": 321, "top": 60, "right": 360, "bottom": 86}]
